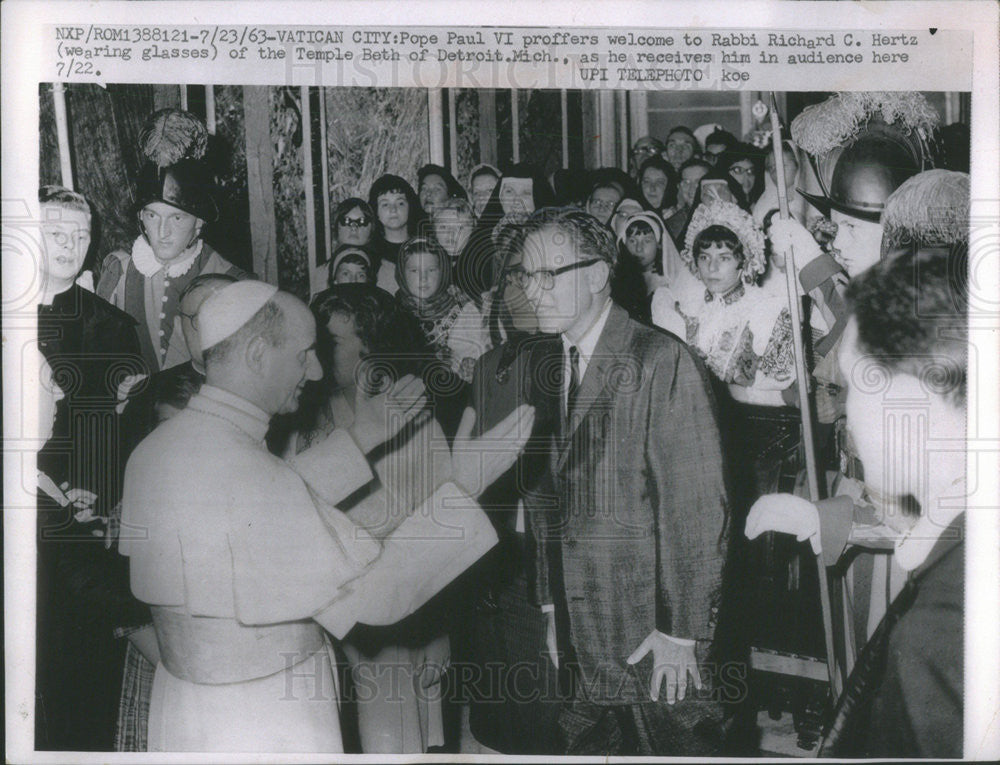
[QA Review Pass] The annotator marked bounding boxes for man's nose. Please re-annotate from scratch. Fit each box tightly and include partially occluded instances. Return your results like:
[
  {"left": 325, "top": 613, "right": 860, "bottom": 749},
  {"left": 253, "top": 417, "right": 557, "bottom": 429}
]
[
  {"left": 158, "top": 217, "right": 171, "bottom": 238},
  {"left": 306, "top": 351, "right": 323, "bottom": 381}
]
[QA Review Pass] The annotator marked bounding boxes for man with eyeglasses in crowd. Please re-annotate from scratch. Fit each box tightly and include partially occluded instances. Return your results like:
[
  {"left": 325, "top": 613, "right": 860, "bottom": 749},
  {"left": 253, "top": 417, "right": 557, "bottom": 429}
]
[
  {"left": 506, "top": 207, "right": 730, "bottom": 755},
  {"left": 629, "top": 136, "right": 665, "bottom": 180}
]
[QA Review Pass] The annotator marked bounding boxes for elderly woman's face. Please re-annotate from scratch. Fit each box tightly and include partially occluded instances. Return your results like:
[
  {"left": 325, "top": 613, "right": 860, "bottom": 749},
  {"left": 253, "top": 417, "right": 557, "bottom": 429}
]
[
  {"left": 403, "top": 250, "right": 443, "bottom": 300},
  {"left": 586, "top": 186, "right": 622, "bottom": 225},
  {"left": 499, "top": 177, "right": 535, "bottom": 216},
  {"left": 419, "top": 174, "right": 450, "bottom": 214},
  {"left": 471, "top": 173, "right": 499, "bottom": 217},
  {"left": 337, "top": 205, "right": 372, "bottom": 246}
]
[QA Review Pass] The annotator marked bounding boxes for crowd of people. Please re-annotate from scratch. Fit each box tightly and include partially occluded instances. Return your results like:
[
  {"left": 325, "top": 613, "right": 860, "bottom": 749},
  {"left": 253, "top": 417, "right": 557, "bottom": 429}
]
[{"left": 31, "top": 91, "right": 970, "bottom": 757}]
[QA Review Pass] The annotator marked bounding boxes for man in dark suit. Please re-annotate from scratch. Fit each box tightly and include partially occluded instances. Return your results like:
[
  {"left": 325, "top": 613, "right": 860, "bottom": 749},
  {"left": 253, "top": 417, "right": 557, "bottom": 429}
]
[{"left": 509, "top": 207, "right": 730, "bottom": 755}]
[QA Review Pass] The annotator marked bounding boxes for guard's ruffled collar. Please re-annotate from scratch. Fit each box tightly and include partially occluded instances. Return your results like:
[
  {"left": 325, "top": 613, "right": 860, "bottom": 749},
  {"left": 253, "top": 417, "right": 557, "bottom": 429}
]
[{"left": 130, "top": 235, "right": 202, "bottom": 279}]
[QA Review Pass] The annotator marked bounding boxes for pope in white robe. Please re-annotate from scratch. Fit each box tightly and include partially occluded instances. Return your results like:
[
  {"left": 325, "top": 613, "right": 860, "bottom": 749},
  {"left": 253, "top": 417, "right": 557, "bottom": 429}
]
[{"left": 119, "top": 281, "right": 533, "bottom": 752}]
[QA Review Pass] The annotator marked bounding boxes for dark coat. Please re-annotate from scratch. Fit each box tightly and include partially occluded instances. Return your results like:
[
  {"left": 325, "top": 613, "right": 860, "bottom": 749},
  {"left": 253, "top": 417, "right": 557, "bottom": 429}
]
[
  {"left": 37, "top": 284, "right": 144, "bottom": 513},
  {"left": 531, "top": 303, "right": 730, "bottom": 704}
]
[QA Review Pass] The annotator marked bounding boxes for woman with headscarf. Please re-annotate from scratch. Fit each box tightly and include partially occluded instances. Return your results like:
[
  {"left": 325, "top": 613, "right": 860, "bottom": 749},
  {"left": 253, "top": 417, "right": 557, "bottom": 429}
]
[
  {"left": 718, "top": 143, "right": 766, "bottom": 208},
  {"left": 368, "top": 174, "right": 424, "bottom": 293},
  {"left": 455, "top": 163, "right": 554, "bottom": 306},
  {"left": 467, "top": 164, "right": 501, "bottom": 219},
  {"left": 636, "top": 155, "right": 679, "bottom": 220},
  {"left": 327, "top": 244, "right": 374, "bottom": 286},
  {"left": 396, "top": 236, "right": 490, "bottom": 382}
]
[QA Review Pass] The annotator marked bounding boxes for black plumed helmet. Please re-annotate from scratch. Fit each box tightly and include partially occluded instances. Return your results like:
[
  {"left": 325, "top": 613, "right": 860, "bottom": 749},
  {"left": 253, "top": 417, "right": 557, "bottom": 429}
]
[
  {"left": 134, "top": 158, "right": 219, "bottom": 223},
  {"left": 798, "top": 121, "right": 927, "bottom": 222}
]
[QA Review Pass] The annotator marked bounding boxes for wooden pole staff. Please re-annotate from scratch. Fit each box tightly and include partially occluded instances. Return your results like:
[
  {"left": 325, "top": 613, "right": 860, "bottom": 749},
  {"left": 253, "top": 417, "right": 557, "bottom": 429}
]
[
  {"left": 768, "top": 92, "right": 841, "bottom": 698},
  {"left": 52, "top": 83, "right": 74, "bottom": 189}
]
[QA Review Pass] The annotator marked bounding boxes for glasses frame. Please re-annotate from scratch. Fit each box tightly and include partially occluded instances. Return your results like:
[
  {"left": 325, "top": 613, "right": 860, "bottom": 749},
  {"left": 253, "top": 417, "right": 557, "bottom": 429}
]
[
  {"left": 338, "top": 215, "right": 371, "bottom": 228},
  {"left": 509, "top": 257, "right": 602, "bottom": 291}
]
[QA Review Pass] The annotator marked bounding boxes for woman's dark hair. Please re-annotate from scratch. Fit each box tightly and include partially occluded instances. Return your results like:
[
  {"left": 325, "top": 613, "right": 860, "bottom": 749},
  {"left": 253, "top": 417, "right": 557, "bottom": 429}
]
[
  {"left": 417, "top": 163, "right": 467, "bottom": 200},
  {"left": 367, "top": 174, "right": 423, "bottom": 238},
  {"left": 333, "top": 197, "right": 374, "bottom": 231},
  {"left": 637, "top": 155, "right": 679, "bottom": 211},
  {"left": 692, "top": 224, "right": 746, "bottom": 266},
  {"left": 718, "top": 143, "right": 765, "bottom": 205},
  {"left": 705, "top": 129, "right": 738, "bottom": 153},
  {"left": 152, "top": 365, "right": 203, "bottom": 414}
]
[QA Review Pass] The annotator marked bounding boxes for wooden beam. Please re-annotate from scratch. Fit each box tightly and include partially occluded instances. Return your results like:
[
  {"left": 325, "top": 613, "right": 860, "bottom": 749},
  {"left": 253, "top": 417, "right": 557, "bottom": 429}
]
[
  {"left": 581, "top": 90, "right": 600, "bottom": 170},
  {"left": 427, "top": 89, "right": 445, "bottom": 165},
  {"left": 616, "top": 90, "right": 629, "bottom": 170},
  {"left": 205, "top": 85, "right": 216, "bottom": 134},
  {"left": 478, "top": 89, "right": 497, "bottom": 167},
  {"left": 511, "top": 89, "right": 520, "bottom": 163},
  {"left": 628, "top": 90, "right": 649, "bottom": 143},
  {"left": 243, "top": 86, "right": 278, "bottom": 284},
  {"left": 52, "top": 83, "right": 74, "bottom": 189},
  {"left": 599, "top": 90, "right": 616, "bottom": 167},
  {"left": 447, "top": 88, "right": 459, "bottom": 173},
  {"left": 151, "top": 85, "right": 181, "bottom": 111},
  {"left": 560, "top": 90, "right": 569, "bottom": 169},
  {"left": 301, "top": 86, "right": 319, "bottom": 297}
]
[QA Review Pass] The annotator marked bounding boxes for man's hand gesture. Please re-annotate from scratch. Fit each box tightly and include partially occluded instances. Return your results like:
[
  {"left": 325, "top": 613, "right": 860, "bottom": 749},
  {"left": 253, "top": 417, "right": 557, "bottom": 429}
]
[
  {"left": 350, "top": 373, "right": 427, "bottom": 454},
  {"left": 451, "top": 405, "right": 535, "bottom": 498},
  {"left": 626, "top": 630, "right": 702, "bottom": 704}
]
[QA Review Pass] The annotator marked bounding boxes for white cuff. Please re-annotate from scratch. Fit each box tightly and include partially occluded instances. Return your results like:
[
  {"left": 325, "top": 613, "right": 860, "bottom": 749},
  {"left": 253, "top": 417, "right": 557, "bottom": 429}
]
[{"left": 657, "top": 630, "right": 695, "bottom": 647}]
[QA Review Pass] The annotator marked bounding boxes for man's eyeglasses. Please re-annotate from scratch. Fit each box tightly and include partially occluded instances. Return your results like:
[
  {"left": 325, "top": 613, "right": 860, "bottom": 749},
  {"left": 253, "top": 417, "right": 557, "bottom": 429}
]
[
  {"left": 508, "top": 258, "right": 602, "bottom": 291},
  {"left": 339, "top": 215, "right": 371, "bottom": 228},
  {"left": 728, "top": 165, "right": 755, "bottom": 177}
]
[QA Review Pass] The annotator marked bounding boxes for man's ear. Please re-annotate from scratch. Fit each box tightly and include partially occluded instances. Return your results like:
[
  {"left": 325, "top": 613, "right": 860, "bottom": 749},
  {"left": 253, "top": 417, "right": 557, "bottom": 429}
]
[
  {"left": 193, "top": 218, "right": 205, "bottom": 239},
  {"left": 245, "top": 336, "right": 268, "bottom": 373},
  {"left": 588, "top": 259, "right": 612, "bottom": 293}
]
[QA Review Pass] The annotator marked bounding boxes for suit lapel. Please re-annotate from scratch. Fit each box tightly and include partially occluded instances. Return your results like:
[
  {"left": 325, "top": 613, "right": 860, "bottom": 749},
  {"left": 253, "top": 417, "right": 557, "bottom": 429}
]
[{"left": 556, "top": 304, "right": 632, "bottom": 471}]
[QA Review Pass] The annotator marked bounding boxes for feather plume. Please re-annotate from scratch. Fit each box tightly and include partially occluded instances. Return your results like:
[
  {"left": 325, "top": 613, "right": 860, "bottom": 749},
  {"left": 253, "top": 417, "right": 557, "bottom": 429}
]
[
  {"left": 882, "top": 170, "right": 969, "bottom": 246},
  {"left": 139, "top": 108, "right": 208, "bottom": 167}
]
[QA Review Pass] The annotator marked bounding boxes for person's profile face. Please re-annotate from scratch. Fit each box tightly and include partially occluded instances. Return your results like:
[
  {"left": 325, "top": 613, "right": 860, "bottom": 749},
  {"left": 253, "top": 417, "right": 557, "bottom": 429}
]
[
  {"left": 499, "top": 177, "right": 535, "bottom": 216},
  {"left": 377, "top": 191, "right": 409, "bottom": 233},
  {"left": 419, "top": 174, "right": 449, "bottom": 214},
  {"left": 696, "top": 241, "right": 742, "bottom": 295},
  {"left": 471, "top": 173, "right": 499, "bottom": 217},
  {"left": 139, "top": 202, "right": 204, "bottom": 263},
  {"left": 266, "top": 300, "right": 322, "bottom": 415},
  {"left": 705, "top": 143, "right": 726, "bottom": 165},
  {"left": 403, "top": 250, "right": 443, "bottom": 300},
  {"left": 337, "top": 205, "right": 372, "bottom": 246},
  {"left": 765, "top": 148, "right": 799, "bottom": 189},
  {"left": 40, "top": 206, "right": 91, "bottom": 286},
  {"left": 326, "top": 311, "right": 366, "bottom": 394},
  {"left": 831, "top": 209, "right": 884, "bottom": 278}
]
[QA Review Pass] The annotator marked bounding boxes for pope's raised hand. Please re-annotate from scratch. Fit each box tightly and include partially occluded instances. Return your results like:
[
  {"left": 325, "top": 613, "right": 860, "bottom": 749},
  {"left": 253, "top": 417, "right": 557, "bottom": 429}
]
[
  {"left": 451, "top": 405, "right": 535, "bottom": 498},
  {"left": 745, "top": 492, "right": 821, "bottom": 554},
  {"left": 350, "top": 373, "right": 427, "bottom": 454}
]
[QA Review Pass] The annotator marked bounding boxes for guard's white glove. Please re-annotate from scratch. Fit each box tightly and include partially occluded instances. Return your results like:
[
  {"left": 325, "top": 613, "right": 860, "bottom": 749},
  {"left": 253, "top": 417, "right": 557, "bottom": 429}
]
[
  {"left": 768, "top": 218, "right": 823, "bottom": 273},
  {"left": 745, "top": 492, "right": 822, "bottom": 555}
]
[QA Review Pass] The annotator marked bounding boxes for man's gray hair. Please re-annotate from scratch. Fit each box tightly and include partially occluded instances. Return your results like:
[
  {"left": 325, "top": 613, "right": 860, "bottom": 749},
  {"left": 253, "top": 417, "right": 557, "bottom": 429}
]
[{"left": 203, "top": 299, "right": 286, "bottom": 366}]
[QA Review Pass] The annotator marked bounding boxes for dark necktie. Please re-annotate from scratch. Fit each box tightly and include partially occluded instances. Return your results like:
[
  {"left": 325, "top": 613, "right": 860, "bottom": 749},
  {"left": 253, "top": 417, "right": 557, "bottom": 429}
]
[{"left": 567, "top": 344, "right": 581, "bottom": 415}]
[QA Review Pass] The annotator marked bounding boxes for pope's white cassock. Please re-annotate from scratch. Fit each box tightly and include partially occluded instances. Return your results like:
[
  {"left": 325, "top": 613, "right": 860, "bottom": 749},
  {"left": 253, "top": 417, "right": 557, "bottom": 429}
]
[{"left": 119, "top": 384, "right": 496, "bottom": 752}]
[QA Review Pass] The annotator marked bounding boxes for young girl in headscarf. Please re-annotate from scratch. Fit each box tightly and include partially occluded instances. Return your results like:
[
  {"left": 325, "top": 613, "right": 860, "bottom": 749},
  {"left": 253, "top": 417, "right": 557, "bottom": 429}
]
[{"left": 396, "top": 236, "right": 490, "bottom": 382}]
